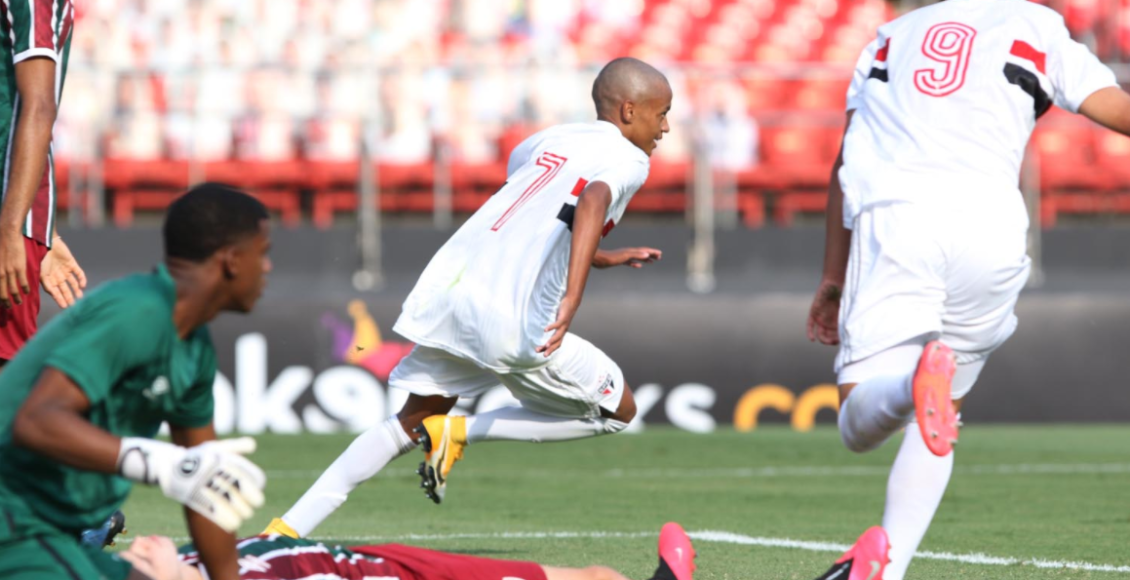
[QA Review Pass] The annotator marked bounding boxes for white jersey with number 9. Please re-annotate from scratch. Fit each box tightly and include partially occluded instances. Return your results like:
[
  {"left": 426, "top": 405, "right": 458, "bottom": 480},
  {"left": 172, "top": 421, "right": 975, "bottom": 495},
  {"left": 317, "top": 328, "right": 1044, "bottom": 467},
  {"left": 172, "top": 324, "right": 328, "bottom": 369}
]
[{"left": 839, "top": 0, "right": 1117, "bottom": 227}]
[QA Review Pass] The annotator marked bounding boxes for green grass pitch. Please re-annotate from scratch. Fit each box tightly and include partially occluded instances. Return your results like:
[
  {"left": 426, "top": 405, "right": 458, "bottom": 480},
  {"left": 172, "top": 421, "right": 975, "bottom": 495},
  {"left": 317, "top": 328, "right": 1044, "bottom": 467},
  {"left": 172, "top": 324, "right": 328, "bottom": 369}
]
[{"left": 120, "top": 426, "right": 1130, "bottom": 579}]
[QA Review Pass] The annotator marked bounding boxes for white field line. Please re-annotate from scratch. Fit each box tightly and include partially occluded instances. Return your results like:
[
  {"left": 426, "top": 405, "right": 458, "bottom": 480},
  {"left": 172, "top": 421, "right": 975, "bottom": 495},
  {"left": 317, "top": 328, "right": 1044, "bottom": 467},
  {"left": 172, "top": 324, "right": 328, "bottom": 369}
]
[
  {"left": 135, "top": 529, "right": 1130, "bottom": 574},
  {"left": 263, "top": 462, "right": 1130, "bottom": 480}
]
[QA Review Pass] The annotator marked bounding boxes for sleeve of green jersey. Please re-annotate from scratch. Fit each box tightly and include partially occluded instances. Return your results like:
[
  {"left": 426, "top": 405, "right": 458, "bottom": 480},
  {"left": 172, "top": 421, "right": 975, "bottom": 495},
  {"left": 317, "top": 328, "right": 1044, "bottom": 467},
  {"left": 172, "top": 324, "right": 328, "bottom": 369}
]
[
  {"left": 165, "top": 329, "right": 217, "bottom": 429},
  {"left": 43, "top": 294, "right": 167, "bottom": 406}
]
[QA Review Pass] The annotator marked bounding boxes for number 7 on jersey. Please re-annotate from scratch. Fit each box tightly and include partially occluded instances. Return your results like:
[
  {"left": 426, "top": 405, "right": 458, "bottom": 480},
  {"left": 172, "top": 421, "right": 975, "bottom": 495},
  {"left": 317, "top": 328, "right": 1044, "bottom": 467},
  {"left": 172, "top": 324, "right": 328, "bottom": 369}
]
[{"left": 492, "top": 152, "right": 567, "bottom": 231}]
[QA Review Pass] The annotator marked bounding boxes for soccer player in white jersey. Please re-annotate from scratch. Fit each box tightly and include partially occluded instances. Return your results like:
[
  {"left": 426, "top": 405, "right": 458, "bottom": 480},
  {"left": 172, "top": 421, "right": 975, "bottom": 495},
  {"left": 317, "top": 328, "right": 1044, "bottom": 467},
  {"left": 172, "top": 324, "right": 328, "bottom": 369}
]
[
  {"left": 263, "top": 58, "right": 670, "bottom": 538},
  {"left": 806, "top": 1, "right": 1130, "bottom": 578}
]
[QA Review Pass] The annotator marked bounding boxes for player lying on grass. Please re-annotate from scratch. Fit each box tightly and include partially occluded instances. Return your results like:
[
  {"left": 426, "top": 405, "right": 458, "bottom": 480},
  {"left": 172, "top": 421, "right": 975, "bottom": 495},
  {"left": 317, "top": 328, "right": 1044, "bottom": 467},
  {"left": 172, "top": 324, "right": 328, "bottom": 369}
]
[
  {"left": 118, "top": 522, "right": 698, "bottom": 580},
  {"left": 0, "top": 184, "right": 271, "bottom": 580},
  {"left": 266, "top": 56, "right": 670, "bottom": 538},
  {"left": 806, "top": 1, "right": 1130, "bottom": 578}
]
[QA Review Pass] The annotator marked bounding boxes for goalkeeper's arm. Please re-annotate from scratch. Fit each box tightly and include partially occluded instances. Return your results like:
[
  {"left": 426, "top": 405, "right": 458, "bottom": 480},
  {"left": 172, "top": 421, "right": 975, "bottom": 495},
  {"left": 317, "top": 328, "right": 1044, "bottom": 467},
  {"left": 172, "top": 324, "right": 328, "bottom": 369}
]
[{"left": 11, "top": 368, "right": 265, "bottom": 580}]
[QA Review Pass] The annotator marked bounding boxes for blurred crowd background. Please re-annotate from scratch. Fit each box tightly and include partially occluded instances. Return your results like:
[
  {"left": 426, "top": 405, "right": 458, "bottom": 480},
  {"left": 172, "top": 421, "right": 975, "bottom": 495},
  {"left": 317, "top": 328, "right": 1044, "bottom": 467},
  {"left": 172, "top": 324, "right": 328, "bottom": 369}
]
[{"left": 51, "top": 0, "right": 1130, "bottom": 228}]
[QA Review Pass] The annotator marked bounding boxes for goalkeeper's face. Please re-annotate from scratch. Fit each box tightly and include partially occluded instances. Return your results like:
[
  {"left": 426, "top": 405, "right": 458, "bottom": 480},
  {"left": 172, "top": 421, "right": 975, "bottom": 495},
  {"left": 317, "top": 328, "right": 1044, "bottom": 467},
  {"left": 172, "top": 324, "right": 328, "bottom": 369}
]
[
  {"left": 121, "top": 535, "right": 203, "bottom": 580},
  {"left": 225, "top": 219, "right": 273, "bottom": 314}
]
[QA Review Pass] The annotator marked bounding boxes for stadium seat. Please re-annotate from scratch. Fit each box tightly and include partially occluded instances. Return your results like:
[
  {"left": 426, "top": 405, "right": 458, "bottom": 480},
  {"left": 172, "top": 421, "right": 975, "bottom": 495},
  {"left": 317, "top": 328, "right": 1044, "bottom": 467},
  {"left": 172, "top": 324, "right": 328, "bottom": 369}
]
[
  {"left": 202, "top": 161, "right": 303, "bottom": 227},
  {"left": 105, "top": 159, "right": 190, "bottom": 227},
  {"left": 1031, "top": 123, "right": 1106, "bottom": 190},
  {"left": 450, "top": 161, "right": 506, "bottom": 212},
  {"left": 633, "top": 161, "right": 689, "bottom": 212},
  {"left": 310, "top": 162, "right": 437, "bottom": 228}
]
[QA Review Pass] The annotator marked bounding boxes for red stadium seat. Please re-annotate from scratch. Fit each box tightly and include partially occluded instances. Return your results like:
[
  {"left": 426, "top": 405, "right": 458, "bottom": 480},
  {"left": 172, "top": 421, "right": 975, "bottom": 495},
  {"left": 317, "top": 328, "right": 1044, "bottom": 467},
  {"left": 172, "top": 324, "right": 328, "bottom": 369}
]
[
  {"left": 451, "top": 161, "right": 506, "bottom": 213},
  {"left": 1031, "top": 124, "right": 1106, "bottom": 192},
  {"left": 1094, "top": 131, "right": 1130, "bottom": 189},
  {"left": 202, "top": 161, "right": 303, "bottom": 227},
  {"left": 108, "top": 159, "right": 303, "bottom": 228},
  {"left": 309, "top": 162, "right": 437, "bottom": 228},
  {"left": 633, "top": 161, "right": 689, "bottom": 212},
  {"left": 105, "top": 159, "right": 190, "bottom": 227}
]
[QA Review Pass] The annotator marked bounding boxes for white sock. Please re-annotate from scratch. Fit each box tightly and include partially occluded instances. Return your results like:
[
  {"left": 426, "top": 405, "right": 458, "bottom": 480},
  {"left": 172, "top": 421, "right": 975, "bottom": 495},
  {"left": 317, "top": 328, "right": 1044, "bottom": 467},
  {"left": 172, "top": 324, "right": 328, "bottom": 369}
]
[
  {"left": 282, "top": 416, "right": 416, "bottom": 536},
  {"left": 881, "top": 422, "right": 954, "bottom": 580},
  {"left": 838, "top": 373, "right": 915, "bottom": 453},
  {"left": 466, "top": 406, "right": 628, "bottom": 444}
]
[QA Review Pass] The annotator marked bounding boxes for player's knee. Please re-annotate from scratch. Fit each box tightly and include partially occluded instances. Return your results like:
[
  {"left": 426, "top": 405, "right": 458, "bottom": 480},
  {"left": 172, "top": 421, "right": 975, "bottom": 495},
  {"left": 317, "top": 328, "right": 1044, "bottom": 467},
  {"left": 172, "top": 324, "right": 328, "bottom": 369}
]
[
  {"left": 837, "top": 414, "right": 879, "bottom": 454},
  {"left": 605, "top": 384, "right": 636, "bottom": 424}
]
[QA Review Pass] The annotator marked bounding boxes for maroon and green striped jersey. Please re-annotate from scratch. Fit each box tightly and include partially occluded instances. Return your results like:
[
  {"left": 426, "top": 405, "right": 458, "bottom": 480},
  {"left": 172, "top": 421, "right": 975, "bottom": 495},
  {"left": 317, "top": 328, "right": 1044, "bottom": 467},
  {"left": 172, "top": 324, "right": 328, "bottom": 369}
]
[
  {"left": 177, "top": 536, "right": 548, "bottom": 580},
  {"left": 0, "top": 0, "right": 74, "bottom": 248}
]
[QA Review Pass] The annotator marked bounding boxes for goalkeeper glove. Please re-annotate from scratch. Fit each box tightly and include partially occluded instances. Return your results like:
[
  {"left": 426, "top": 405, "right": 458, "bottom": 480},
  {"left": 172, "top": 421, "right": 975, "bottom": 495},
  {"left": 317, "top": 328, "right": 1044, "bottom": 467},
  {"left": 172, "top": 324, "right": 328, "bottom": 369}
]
[{"left": 117, "top": 437, "right": 266, "bottom": 533}]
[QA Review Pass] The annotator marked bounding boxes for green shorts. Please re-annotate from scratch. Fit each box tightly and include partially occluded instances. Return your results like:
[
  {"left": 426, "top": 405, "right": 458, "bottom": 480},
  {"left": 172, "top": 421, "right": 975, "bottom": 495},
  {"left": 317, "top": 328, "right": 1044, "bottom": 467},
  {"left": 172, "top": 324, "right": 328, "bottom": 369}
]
[{"left": 0, "top": 508, "right": 132, "bottom": 580}]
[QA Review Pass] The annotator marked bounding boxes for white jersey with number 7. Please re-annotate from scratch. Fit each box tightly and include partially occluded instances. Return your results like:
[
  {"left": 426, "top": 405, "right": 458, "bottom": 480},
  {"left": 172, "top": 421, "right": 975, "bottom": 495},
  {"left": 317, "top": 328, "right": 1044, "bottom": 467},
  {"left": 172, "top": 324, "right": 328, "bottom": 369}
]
[
  {"left": 838, "top": 0, "right": 1118, "bottom": 227},
  {"left": 393, "top": 121, "right": 649, "bottom": 372}
]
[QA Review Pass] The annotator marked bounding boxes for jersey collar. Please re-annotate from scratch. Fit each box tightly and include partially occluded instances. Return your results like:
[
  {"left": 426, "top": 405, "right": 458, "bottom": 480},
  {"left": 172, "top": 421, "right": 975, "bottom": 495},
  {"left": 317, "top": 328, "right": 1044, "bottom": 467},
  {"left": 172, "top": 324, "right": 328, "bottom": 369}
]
[
  {"left": 594, "top": 120, "right": 621, "bottom": 135},
  {"left": 154, "top": 262, "right": 177, "bottom": 308}
]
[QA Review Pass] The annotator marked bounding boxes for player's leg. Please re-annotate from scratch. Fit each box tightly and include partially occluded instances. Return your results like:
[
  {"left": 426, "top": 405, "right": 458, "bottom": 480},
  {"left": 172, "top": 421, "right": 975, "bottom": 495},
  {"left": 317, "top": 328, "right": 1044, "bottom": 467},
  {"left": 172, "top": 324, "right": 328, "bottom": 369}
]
[
  {"left": 467, "top": 333, "right": 634, "bottom": 442},
  {"left": 833, "top": 203, "right": 952, "bottom": 454},
  {"left": 836, "top": 338, "right": 930, "bottom": 453},
  {"left": 542, "top": 566, "right": 630, "bottom": 580},
  {"left": 881, "top": 216, "right": 1029, "bottom": 580},
  {"left": 352, "top": 521, "right": 695, "bottom": 580},
  {"left": 268, "top": 345, "right": 495, "bottom": 535},
  {"left": 416, "top": 335, "right": 631, "bottom": 503}
]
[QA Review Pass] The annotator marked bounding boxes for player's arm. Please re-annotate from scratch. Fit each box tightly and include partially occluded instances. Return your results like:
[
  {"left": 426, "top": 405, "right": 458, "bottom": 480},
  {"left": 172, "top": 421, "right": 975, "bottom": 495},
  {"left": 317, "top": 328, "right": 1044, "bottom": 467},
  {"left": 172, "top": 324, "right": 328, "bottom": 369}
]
[
  {"left": 592, "top": 247, "right": 662, "bottom": 269},
  {"left": 807, "top": 111, "right": 854, "bottom": 345},
  {"left": 821, "top": 111, "right": 854, "bottom": 289},
  {"left": 11, "top": 365, "right": 264, "bottom": 533},
  {"left": 537, "top": 181, "right": 612, "bottom": 357},
  {"left": 10, "top": 368, "right": 123, "bottom": 470},
  {"left": 170, "top": 423, "right": 241, "bottom": 580},
  {"left": 1078, "top": 87, "right": 1130, "bottom": 136},
  {"left": 0, "top": 57, "right": 57, "bottom": 308}
]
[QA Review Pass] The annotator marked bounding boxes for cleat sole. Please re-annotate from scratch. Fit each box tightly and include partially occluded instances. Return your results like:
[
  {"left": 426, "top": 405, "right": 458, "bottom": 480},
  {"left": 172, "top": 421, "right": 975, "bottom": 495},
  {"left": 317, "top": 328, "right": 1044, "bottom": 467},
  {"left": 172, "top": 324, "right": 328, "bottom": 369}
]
[{"left": 913, "top": 341, "right": 959, "bottom": 457}]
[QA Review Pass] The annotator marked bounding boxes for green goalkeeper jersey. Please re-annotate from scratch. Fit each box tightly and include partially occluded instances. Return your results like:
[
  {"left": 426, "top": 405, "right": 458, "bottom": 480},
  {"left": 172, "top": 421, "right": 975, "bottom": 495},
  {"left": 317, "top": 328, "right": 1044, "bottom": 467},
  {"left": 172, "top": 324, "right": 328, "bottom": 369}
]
[{"left": 0, "top": 263, "right": 216, "bottom": 536}]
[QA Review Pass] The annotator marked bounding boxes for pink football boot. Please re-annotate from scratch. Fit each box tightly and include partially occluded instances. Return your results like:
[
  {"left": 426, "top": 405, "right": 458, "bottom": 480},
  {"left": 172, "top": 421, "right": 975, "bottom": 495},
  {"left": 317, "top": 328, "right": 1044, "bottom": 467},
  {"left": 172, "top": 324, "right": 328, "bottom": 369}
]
[
  {"left": 656, "top": 522, "right": 696, "bottom": 580},
  {"left": 913, "top": 340, "right": 959, "bottom": 456},
  {"left": 814, "top": 526, "right": 890, "bottom": 580}
]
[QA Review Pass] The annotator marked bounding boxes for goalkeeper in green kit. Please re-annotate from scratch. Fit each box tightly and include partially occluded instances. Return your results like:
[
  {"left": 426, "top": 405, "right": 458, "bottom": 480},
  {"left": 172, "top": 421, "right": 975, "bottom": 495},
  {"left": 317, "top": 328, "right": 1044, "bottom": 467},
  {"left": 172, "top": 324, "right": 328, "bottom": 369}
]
[{"left": 0, "top": 183, "right": 273, "bottom": 580}]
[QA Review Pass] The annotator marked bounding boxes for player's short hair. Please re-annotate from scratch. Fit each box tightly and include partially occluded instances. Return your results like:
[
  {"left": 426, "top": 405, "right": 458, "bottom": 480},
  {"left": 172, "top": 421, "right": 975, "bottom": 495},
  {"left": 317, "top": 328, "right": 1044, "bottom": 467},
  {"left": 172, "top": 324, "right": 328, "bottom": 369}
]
[{"left": 163, "top": 182, "right": 268, "bottom": 262}]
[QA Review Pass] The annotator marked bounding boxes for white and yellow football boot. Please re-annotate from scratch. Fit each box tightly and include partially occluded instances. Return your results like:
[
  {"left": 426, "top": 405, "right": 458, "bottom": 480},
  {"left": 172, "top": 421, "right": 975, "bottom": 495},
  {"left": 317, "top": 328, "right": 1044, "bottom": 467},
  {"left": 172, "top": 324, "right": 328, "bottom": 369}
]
[
  {"left": 414, "top": 415, "right": 467, "bottom": 504},
  {"left": 262, "top": 517, "right": 300, "bottom": 538}
]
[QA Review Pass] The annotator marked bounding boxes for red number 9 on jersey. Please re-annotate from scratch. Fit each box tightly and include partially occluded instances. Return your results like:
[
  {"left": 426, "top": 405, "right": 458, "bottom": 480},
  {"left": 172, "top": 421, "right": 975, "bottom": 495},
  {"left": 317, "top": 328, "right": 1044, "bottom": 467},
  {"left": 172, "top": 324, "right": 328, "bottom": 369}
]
[{"left": 914, "top": 22, "right": 977, "bottom": 97}]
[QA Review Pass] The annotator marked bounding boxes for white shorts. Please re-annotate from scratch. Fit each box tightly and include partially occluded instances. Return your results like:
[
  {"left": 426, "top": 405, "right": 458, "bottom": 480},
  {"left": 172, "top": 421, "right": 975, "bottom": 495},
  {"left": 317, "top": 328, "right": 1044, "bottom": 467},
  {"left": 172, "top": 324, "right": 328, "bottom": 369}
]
[
  {"left": 389, "top": 333, "right": 625, "bottom": 419},
  {"left": 835, "top": 200, "right": 1031, "bottom": 396}
]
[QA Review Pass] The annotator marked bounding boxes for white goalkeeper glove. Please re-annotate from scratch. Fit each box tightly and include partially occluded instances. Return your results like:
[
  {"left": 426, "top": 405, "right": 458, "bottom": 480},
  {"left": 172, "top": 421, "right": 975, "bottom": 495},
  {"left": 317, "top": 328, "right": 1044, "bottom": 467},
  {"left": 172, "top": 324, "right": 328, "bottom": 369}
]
[{"left": 117, "top": 437, "right": 267, "bottom": 533}]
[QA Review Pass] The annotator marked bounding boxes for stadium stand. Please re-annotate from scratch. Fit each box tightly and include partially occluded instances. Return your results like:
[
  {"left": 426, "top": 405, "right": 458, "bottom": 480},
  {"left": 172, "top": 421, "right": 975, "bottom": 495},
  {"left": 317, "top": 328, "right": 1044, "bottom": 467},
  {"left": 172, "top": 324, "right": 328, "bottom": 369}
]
[{"left": 54, "top": 0, "right": 1124, "bottom": 228}]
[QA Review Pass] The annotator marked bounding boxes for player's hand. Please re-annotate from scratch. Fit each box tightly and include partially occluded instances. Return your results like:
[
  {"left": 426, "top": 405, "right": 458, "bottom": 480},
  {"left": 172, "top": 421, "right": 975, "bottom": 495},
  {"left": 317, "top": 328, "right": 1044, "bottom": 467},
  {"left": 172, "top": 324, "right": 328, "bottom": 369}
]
[
  {"left": 537, "top": 297, "right": 579, "bottom": 357},
  {"left": 118, "top": 437, "right": 267, "bottom": 533},
  {"left": 594, "top": 247, "right": 662, "bottom": 269},
  {"left": 40, "top": 236, "right": 86, "bottom": 308},
  {"left": 120, "top": 535, "right": 185, "bottom": 580},
  {"left": 0, "top": 230, "right": 29, "bottom": 308},
  {"left": 807, "top": 280, "right": 843, "bottom": 346}
]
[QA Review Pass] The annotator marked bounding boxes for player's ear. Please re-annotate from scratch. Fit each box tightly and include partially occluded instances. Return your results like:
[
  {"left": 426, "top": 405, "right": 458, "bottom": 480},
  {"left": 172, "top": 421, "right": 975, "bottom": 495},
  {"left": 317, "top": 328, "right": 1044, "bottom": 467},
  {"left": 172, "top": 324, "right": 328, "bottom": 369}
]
[
  {"left": 621, "top": 100, "right": 635, "bottom": 124},
  {"left": 219, "top": 245, "right": 239, "bottom": 280}
]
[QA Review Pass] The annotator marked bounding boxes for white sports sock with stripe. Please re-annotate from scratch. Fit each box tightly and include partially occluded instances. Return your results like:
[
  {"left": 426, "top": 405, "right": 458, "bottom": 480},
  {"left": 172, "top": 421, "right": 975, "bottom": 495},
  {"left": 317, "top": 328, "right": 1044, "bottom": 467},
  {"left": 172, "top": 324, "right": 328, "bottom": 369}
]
[
  {"left": 881, "top": 422, "right": 955, "bottom": 580},
  {"left": 466, "top": 406, "right": 627, "bottom": 444},
  {"left": 838, "top": 373, "right": 915, "bottom": 453},
  {"left": 282, "top": 416, "right": 416, "bottom": 537}
]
